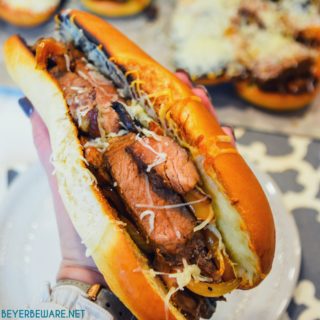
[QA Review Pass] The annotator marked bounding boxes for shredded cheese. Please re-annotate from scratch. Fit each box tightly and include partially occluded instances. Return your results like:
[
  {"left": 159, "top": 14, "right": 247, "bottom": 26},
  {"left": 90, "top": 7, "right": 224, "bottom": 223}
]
[
  {"left": 107, "top": 130, "right": 129, "bottom": 138},
  {"left": 208, "top": 224, "right": 228, "bottom": 256},
  {"left": 83, "top": 137, "right": 109, "bottom": 153},
  {"left": 75, "top": 105, "right": 92, "bottom": 128},
  {"left": 136, "top": 135, "right": 167, "bottom": 172},
  {"left": 138, "top": 127, "right": 162, "bottom": 141},
  {"left": 135, "top": 197, "right": 208, "bottom": 210},
  {"left": 70, "top": 86, "right": 87, "bottom": 94},
  {"left": 148, "top": 259, "right": 212, "bottom": 315},
  {"left": 193, "top": 207, "right": 215, "bottom": 232},
  {"left": 64, "top": 54, "right": 70, "bottom": 72},
  {"left": 121, "top": 100, "right": 154, "bottom": 128},
  {"left": 175, "top": 230, "right": 181, "bottom": 239},
  {"left": 140, "top": 210, "right": 155, "bottom": 234},
  {"left": 77, "top": 70, "right": 89, "bottom": 80}
]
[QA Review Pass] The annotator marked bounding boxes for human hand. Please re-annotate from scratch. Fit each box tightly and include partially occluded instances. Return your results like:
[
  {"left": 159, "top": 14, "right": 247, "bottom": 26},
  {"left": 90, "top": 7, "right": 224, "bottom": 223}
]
[{"left": 19, "top": 98, "right": 106, "bottom": 286}]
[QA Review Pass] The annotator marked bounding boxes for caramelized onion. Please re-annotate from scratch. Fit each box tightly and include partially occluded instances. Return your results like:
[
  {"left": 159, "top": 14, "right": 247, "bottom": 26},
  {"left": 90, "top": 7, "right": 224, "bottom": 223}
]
[
  {"left": 35, "top": 38, "right": 66, "bottom": 70},
  {"left": 204, "top": 229, "right": 225, "bottom": 279},
  {"left": 185, "top": 188, "right": 215, "bottom": 222}
]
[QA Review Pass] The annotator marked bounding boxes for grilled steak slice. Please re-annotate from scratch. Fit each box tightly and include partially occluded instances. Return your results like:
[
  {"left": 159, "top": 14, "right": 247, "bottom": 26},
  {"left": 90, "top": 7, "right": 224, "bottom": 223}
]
[
  {"left": 105, "top": 134, "right": 196, "bottom": 254},
  {"left": 56, "top": 62, "right": 120, "bottom": 136},
  {"left": 128, "top": 135, "right": 200, "bottom": 194}
]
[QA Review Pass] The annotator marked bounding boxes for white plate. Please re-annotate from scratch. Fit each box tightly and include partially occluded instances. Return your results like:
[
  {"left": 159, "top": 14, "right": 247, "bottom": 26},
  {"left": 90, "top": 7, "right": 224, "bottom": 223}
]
[
  {"left": 213, "top": 165, "right": 301, "bottom": 320},
  {"left": 0, "top": 163, "right": 301, "bottom": 319}
]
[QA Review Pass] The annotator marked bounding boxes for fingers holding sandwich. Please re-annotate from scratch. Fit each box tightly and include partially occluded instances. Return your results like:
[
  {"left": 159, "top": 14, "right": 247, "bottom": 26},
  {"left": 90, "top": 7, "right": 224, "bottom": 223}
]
[{"left": 18, "top": 98, "right": 106, "bottom": 286}]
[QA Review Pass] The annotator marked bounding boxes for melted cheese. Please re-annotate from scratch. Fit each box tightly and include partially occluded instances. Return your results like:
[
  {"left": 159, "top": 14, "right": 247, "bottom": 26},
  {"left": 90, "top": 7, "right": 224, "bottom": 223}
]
[
  {"left": 174, "top": 36, "right": 239, "bottom": 78},
  {"left": 172, "top": 0, "right": 318, "bottom": 80},
  {"left": 172, "top": 0, "right": 243, "bottom": 77},
  {"left": 280, "top": 0, "right": 320, "bottom": 30},
  {"left": 240, "top": 26, "right": 316, "bottom": 79},
  {"left": 2, "top": 0, "right": 59, "bottom": 13}
]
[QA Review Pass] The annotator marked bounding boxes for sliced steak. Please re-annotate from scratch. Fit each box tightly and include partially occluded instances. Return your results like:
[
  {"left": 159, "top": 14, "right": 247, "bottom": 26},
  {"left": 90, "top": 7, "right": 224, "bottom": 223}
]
[
  {"left": 105, "top": 133, "right": 196, "bottom": 254},
  {"left": 56, "top": 64, "right": 120, "bottom": 136},
  {"left": 128, "top": 135, "right": 200, "bottom": 194}
]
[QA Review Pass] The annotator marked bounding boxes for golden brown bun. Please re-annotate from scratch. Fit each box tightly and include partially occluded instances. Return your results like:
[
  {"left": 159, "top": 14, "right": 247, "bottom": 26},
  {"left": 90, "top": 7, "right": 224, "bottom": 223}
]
[
  {"left": 0, "top": 1, "right": 59, "bottom": 27},
  {"left": 4, "top": 9, "right": 275, "bottom": 318},
  {"left": 81, "top": 0, "right": 151, "bottom": 17},
  {"left": 235, "top": 81, "right": 317, "bottom": 111}
]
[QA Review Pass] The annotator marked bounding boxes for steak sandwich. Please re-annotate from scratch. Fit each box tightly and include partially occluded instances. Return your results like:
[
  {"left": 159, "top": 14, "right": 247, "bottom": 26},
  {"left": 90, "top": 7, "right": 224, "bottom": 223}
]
[{"left": 4, "top": 10, "right": 275, "bottom": 320}]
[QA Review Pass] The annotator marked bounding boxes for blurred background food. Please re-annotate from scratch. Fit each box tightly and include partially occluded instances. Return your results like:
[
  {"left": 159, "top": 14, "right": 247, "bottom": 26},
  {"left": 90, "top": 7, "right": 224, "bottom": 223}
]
[
  {"left": 171, "top": 0, "right": 320, "bottom": 111},
  {"left": 0, "top": 0, "right": 61, "bottom": 27},
  {"left": 1, "top": 0, "right": 320, "bottom": 137}
]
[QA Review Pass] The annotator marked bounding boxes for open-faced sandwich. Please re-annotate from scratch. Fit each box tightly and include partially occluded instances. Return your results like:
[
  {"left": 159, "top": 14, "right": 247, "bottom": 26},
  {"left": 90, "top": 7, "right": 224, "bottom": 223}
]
[
  {"left": 0, "top": 0, "right": 60, "bottom": 27},
  {"left": 171, "top": 0, "right": 320, "bottom": 111}
]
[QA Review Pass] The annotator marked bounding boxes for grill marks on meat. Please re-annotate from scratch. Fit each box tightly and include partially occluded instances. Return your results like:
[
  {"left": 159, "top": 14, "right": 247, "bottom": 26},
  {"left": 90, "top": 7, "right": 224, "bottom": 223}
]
[
  {"left": 105, "top": 134, "right": 196, "bottom": 254},
  {"left": 128, "top": 136, "right": 200, "bottom": 194},
  {"left": 55, "top": 60, "right": 120, "bottom": 136}
]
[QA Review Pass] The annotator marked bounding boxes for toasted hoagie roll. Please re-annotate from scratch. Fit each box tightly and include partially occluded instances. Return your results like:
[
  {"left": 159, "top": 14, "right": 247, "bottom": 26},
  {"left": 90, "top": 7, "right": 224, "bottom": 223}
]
[
  {"left": 4, "top": 10, "right": 275, "bottom": 320},
  {"left": 0, "top": 0, "right": 60, "bottom": 27}
]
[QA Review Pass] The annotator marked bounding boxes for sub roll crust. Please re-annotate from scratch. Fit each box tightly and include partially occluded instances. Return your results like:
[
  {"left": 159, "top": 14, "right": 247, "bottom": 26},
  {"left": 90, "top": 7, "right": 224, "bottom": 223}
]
[
  {"left": 0, "top": 0, "right": 60, "bottom": 27},
  {"left": 4, "top": 9, "right": 275, "bottom": 320}
]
